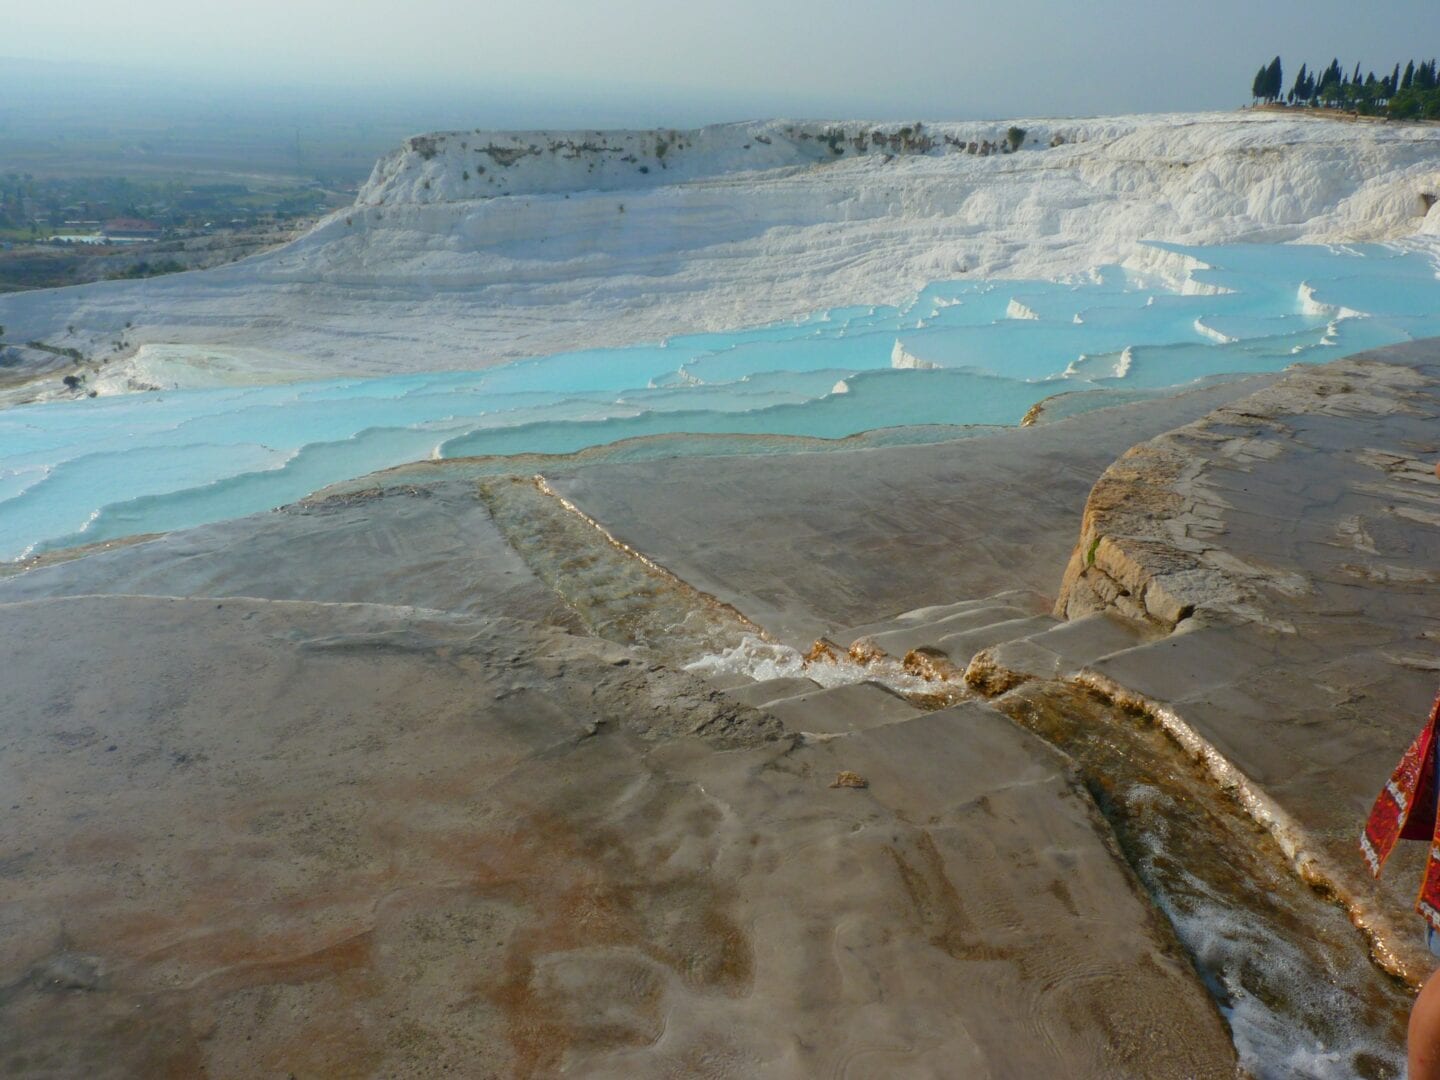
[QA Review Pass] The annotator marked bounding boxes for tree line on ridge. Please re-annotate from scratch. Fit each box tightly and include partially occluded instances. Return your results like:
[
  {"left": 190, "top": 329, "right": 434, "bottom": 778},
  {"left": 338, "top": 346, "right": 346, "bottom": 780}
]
[{"left": 1249, "top": 55, "right": 1440, "bottom": 120}]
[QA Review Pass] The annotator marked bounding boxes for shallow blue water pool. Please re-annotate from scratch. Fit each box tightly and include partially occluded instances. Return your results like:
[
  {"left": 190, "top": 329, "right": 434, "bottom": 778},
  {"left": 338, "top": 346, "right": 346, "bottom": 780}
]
[{"left": 3, "top": 241, "right": 1438, "bottom": 560}]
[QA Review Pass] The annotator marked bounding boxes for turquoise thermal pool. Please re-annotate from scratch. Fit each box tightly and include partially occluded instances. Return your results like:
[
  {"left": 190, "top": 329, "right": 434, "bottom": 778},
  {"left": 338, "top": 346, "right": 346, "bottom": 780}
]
[{"left": 3, "top": 241, "right": 1439, "bottom": 561}]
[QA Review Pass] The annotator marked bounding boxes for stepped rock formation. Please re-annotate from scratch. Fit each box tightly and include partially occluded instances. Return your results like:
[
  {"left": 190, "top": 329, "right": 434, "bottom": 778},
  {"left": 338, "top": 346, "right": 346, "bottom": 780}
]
[
  {"left": 2, "top": 113, "right": 1438, "bottom": 393},
  {"left": 5, "top": 343, "right": 1439, "bottom": 1074}
]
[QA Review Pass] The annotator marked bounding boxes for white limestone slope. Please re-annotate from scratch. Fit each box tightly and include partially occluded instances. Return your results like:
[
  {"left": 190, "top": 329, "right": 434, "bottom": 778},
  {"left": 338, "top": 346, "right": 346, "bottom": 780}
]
[{"left": 3, "top": 112, "right": 1439, "bottom": 391}]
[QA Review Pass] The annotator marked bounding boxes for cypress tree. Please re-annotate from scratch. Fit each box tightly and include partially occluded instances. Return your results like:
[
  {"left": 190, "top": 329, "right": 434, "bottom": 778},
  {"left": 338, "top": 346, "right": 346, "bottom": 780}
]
[
  {"left": 1267, "top": 56, "right": 1284, "bottom": 101},
  {"left": 1361, "top": 72, "right": 1379, "bottom": 112},
  {"left": 1402, "top": 60, "right": 1415, "bottom": 91},
  {"left": 1318, "top": 59, "right": 1343, "bottom": 105},
  {"left": 1291, "top": 63, "right": 1309, "bottom": 103},
  {"left": 1252, "top": 66, "right": 1268, "bottom": 101},
  {"left": 1390, "top": 63, "right": 1401, "bottom": 96}
]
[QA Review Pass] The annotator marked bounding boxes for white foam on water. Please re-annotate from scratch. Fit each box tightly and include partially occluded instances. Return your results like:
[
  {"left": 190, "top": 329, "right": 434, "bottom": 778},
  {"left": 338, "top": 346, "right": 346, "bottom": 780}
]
[
  {"left": 684, "top": 634, "right": 937, "bottom": 697},
  {"left": 1166, "top": 893, "right": 1401, "bottom": 1080},
  {"left": 1108, "top": 750, "right": 1410, "bottom": 1080}
]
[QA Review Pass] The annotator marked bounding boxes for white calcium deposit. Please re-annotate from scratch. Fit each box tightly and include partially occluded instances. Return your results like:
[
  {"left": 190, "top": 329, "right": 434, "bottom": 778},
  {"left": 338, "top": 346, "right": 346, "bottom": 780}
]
[{"left": 3, "top": 112, "right": 1439, "bottom": 389}]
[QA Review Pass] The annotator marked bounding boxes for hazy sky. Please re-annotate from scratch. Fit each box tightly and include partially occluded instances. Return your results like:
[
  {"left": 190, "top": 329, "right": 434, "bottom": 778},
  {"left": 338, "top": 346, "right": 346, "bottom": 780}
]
[{"left": 10, "top": 0, "right": 1440, "bottom": 122}]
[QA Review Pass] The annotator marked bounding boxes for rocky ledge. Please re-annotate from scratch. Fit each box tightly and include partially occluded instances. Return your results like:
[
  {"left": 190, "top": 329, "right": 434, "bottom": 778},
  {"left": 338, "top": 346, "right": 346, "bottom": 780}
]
[{"left": 1057, "top": 348, "right": 1440, "bottom": 632}]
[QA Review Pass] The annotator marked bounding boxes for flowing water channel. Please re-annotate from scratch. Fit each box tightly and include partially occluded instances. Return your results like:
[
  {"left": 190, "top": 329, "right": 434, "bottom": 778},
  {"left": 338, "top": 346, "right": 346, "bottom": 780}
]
[
  {"left": 996, "top": 682, "right": 1411, "bottom": 1080},
  {"left": 477, "top": 474, "right": 1415, "bottom": 1079}
]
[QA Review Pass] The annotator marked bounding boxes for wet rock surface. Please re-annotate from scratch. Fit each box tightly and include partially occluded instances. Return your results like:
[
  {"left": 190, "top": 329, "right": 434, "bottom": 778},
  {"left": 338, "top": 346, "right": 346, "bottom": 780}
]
[
  {"left": 0, "top": 479, "right": 575, "bottom": 628},
  {"left": 1047, "top": 342, "right": 1440, "bottom": 978},
  {"left": 0, "top": 592, "right": 1232, "bottom": 1077},
  {"left": 6, "top": 342, "right": 1440, "bottom": 1074},
  {"left": 545, "top": 374, "right": 1280, "bottom": 646}
]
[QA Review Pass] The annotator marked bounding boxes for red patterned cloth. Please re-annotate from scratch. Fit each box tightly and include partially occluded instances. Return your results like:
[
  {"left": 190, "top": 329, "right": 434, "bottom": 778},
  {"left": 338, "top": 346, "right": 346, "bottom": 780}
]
[{"left": 1362, "top": 691, "right": 1440, "bottom": 931}]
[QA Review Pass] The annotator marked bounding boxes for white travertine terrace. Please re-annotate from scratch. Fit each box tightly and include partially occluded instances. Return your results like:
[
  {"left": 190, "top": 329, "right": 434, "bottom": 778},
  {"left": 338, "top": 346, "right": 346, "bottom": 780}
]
[{"left": 1, "top": 112, "right": 1437, "bottom": 391}]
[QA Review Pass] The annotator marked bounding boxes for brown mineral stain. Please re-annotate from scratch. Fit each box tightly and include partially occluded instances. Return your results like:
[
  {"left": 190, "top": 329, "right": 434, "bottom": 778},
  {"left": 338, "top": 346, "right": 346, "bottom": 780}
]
[
  {"left": 887, "top": 832, "right": 1011, "bottom": 962},
  {"left": 805, "top": 638, "right": 842, "bottom": 663},
  {"left": 61, "top": 830, "right": 145, "bottom": 861},
  {"left": 1046, "top": 877, "right": 1081, "bottom": 918},
  {"left": 459, "top": 808, "right": 753, "bottom": 1076},
  {"left": 848, "top": 638, "right": 886, "bottom": 665},
  {"left": 210, "top": 930, "right": 374, "bottom": 992},
  {"left": 902, "top": 647, "right": 963, "bottom": 683},
  {"left": 21, "top": 777, "right": 752, "bottom": 1078}
]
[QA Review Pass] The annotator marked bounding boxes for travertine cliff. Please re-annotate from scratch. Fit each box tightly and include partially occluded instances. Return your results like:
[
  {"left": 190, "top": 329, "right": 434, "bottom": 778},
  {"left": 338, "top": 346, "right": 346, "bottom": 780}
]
[{"left": 2, "top": 112, "right": 1436, "bottom": 387}]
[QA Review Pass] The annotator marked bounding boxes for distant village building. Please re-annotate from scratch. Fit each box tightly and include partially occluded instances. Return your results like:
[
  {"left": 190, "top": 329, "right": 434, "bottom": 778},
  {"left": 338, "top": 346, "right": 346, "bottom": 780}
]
[{"left": 102, "top": 218, "right": 162, "bottom": 241}]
